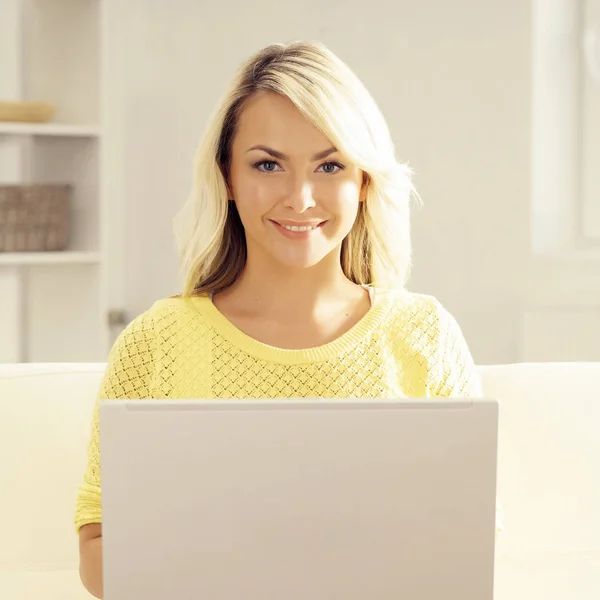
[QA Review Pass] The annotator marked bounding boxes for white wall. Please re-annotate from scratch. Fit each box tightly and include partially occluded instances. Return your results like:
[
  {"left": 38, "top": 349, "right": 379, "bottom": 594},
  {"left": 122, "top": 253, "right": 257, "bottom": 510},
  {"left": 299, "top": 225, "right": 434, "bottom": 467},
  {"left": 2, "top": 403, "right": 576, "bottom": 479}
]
[
  {"left": 582, "top": 0, "right": 600, "bottom": 237},
  {"left": 374, "top": 2, "right": 532, "bottom": 364},
  {"left": 103, "top": 0, "right": 599, "bottom": 365}
]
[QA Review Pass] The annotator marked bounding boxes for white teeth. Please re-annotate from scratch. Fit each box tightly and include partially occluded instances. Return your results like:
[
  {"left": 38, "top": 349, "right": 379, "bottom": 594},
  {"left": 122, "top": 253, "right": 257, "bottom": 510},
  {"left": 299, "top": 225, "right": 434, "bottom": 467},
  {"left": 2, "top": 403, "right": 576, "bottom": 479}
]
[{"left": 280, "top": 224, "right": 319, "bottom": 232}]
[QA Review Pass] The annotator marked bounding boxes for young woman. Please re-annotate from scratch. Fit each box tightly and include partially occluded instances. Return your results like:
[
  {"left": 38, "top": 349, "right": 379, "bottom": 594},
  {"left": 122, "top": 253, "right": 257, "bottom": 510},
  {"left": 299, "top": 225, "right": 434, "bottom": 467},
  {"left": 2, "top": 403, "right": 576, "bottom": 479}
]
[{"left": 76, "top": 40, "right": 495, "bottom": 598}]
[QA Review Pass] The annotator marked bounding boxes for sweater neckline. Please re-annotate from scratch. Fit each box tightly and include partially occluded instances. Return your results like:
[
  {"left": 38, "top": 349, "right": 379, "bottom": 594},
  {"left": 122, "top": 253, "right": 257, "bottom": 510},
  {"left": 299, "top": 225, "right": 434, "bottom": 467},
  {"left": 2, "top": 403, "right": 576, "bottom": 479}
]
[{"left": 190, "top": 287, "right": 395, "bottom": 365}]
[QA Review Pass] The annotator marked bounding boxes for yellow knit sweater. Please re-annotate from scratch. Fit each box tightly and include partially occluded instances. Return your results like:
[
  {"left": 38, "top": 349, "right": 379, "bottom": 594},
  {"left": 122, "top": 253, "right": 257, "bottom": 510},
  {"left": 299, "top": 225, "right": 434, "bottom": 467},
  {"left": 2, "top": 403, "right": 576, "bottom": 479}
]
[{"left": 74, "top": 288, "right": 485, "bottom": 532}]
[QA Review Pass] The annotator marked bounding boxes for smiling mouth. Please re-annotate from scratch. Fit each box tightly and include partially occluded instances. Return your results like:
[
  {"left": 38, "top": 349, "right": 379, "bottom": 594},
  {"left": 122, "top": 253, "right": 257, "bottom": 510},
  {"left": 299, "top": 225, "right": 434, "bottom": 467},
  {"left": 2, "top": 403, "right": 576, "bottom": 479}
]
[{"left": 271, "top": 221, "right": 325, "bottom": 232}]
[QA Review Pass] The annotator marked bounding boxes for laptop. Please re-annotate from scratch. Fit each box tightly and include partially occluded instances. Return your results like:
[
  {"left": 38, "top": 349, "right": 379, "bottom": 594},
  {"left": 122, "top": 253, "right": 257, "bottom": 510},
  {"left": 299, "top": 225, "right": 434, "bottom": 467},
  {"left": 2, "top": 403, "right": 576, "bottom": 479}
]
[{"left": 100, "top": 398, "right": 498, "bottom": 599}]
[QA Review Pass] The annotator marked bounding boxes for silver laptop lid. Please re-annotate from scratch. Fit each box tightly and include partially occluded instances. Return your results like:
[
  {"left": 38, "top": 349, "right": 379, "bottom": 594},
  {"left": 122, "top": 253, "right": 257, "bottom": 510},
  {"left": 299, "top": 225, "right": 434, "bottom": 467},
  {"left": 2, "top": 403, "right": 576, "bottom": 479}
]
[{"left": 100, "top": 398, "right": 498, "bottom": 600}]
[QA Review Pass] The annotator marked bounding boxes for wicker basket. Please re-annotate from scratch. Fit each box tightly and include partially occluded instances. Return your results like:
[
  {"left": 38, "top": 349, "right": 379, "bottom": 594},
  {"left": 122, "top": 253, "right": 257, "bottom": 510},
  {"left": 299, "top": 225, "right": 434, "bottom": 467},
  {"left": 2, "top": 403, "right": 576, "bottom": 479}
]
[{"left": 0, "top": 184, "right": 72, "bottom": 252}]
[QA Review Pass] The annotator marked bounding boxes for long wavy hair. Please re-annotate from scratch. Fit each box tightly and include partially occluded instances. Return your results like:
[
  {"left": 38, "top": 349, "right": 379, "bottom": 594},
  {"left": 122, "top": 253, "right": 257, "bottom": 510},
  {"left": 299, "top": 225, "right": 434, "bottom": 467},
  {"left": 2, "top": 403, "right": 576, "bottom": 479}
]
[{"left": 174, "top": 41, "right": 417, "bottom": 297}]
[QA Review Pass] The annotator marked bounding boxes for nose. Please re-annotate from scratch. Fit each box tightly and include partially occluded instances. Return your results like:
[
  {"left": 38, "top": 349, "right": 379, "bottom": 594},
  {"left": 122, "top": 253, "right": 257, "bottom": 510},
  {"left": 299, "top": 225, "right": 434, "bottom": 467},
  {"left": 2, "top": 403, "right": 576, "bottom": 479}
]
[{"left": 284, "top": 175, "right": 316, "bottom": 213}]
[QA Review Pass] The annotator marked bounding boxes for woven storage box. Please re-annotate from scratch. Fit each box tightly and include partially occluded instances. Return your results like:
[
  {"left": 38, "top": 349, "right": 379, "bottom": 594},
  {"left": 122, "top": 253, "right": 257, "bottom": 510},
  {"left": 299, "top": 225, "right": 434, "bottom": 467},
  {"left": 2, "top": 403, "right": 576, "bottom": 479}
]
[{"left": 0, "top": 184, "right": 72, "bottom": 252}]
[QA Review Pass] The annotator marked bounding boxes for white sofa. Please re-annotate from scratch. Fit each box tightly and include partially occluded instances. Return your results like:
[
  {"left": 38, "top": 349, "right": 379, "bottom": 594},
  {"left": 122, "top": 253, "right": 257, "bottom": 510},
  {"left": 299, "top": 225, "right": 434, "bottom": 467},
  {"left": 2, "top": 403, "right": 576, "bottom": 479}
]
[{"left": 1, "top": 362, "right": 599, "bottom": 599}]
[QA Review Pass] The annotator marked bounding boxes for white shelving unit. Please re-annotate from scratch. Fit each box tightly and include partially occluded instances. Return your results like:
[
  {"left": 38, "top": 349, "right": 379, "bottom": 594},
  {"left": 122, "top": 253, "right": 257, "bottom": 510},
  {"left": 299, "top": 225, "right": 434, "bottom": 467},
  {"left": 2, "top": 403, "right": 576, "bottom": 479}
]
[
  {"left": 0, "top": 251, "right": 101, "bottom": 266},
  {"left": 0, "top": 122, "right": 101, "bottom": 137},
  {"left": 0, "top": 0, "right": 110, "bottom": 363}
]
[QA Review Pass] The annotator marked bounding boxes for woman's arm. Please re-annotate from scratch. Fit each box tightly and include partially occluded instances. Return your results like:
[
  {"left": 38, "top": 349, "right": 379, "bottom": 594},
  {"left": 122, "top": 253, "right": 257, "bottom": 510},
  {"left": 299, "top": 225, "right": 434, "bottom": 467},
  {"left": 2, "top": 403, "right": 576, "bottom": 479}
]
[
  {"left": 426, "top": 299, "right": 503, "bottom": 539},
  {"left": 426, "top": 300, "right": 482, "bottom": 398},
  {"left": 75, "top": 308, "right": 156, "bottom": 597},
  {"left": 79, "top": 523, "right": 103, "bottom": 598}
]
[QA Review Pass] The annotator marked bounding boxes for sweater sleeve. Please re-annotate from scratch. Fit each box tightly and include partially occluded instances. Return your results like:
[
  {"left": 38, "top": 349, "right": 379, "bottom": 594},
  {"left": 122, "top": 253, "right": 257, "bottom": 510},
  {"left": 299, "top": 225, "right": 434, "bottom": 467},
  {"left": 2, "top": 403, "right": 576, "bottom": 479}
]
[
  {"left": 426, "top": 300, "right": 482, "bottom": 398},
  {"left": 74, "top": 309, "right": 156, "bottom": 533}
]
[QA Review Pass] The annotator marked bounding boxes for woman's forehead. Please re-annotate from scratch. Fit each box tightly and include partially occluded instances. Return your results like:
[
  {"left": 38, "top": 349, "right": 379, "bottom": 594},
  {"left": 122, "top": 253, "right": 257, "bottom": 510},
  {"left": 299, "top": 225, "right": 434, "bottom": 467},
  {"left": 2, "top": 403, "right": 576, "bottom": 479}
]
[{"left": 234, "top": 92, "right": 333, "bottom": 152}]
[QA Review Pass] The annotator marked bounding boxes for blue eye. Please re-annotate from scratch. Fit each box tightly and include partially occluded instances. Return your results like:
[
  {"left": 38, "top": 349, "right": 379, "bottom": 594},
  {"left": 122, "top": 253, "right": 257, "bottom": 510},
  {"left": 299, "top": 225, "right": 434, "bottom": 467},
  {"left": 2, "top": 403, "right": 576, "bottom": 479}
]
[
  {"left": 253, "top": 160, "right": 281, "bottom": 172},
  {"left": 318, "top": 162, "right": 345, "bottom": 174},
  {"left": 252, "top": 160, "right": 345, "bottom": 174}
]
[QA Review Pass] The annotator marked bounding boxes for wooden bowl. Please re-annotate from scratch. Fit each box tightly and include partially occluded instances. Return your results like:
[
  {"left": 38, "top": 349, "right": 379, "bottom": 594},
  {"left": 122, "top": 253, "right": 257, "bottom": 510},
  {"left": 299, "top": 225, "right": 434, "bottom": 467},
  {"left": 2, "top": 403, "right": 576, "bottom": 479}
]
[{"left": 0, "top": 101, "right": 56, "bottom": 123}]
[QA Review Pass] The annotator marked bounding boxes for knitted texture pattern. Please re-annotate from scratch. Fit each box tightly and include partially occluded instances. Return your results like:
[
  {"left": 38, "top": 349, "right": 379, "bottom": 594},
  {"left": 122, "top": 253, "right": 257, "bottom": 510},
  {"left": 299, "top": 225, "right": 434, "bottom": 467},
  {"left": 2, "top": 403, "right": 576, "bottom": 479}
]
[{"left": 75, "top": 289, "right": 486, "bottom": 532}]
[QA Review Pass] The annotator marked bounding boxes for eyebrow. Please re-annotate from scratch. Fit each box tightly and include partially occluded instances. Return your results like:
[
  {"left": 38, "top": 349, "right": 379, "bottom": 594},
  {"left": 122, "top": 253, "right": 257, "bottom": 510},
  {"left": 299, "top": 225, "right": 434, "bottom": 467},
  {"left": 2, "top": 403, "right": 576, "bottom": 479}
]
[{"left": 246, "top": 145, "right": 338, "bottom": 161}]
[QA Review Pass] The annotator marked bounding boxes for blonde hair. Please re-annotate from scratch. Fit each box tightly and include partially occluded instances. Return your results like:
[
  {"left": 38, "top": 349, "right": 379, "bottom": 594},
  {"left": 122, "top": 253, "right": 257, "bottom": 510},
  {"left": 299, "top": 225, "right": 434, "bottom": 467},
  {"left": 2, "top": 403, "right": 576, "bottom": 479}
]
[{"left": 174, "top": 41, "right": 417, "bottom": 297}]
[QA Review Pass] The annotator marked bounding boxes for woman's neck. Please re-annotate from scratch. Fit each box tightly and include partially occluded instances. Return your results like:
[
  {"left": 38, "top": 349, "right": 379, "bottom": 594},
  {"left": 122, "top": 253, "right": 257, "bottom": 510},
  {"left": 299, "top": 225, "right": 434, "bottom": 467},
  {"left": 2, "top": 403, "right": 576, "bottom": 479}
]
[{"left": 215, "top": 250, "right": 365, "bottom": 322}]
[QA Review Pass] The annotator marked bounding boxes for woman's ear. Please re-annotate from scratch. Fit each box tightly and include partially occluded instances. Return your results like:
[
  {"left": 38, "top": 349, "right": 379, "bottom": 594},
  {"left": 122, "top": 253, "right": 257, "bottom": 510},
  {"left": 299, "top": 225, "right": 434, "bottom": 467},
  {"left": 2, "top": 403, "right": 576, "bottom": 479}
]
[
  {"left": 359, "top": 173, "right": 370, "bottom": 203},
  {"left": 226, "top": 183, "right": 234, "bottom": 203}
]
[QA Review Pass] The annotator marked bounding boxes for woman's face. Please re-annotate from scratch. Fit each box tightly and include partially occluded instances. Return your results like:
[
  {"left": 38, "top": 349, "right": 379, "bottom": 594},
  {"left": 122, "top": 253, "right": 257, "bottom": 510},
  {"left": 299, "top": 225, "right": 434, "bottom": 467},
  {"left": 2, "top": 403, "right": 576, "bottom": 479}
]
[{"left": 228, "top": 92, "right": 365, "bottom": 271}]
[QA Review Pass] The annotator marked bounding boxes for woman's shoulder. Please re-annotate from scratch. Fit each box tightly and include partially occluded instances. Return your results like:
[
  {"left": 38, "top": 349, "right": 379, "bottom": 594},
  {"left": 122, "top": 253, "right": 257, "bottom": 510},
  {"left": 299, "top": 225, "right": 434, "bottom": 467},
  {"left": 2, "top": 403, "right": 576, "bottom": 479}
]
[
  {"left": 376, "top": 287, "right": 480, "bottom": 396},
  {"left": 375, "top": 287, "right": 464, "bottom": 344},
  {"left": 153, "top": 293, "right": 212, "bottom": 315},
  {"left": 376, "top": 287, "right": 448, "bottom": 322},
  {"left": 145, "top": 294, "right": 215, "bottom": 330},
  {"left": 115, "top": 294, "right": 213, "bottom": 342}
]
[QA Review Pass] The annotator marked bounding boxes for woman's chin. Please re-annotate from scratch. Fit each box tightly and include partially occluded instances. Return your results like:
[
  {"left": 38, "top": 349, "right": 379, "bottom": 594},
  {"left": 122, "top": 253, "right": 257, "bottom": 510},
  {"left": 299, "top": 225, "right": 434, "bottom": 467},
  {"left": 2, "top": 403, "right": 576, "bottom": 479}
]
[
  {"left": 272, "top": 255, "right": 325, "bottom": 271},
  {"left": 246, "top": 236, "right": 341, "bottom": 272},
  {"left": 262, "top": 247, "right": 331, "bottom": 271}
]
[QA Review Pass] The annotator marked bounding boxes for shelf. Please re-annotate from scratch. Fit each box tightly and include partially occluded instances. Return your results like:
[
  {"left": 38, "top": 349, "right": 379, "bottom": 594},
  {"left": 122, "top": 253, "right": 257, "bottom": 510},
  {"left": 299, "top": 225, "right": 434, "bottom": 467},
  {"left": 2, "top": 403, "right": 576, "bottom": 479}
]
[
  {"left": 0, "top": 122, "right": 101, "bottom": 138},
  {"left": 0, "top": 251, "right": 101, "bottom": 266},
  {"left": 0, "top": 0, "right": 107, "bottom": 363}
]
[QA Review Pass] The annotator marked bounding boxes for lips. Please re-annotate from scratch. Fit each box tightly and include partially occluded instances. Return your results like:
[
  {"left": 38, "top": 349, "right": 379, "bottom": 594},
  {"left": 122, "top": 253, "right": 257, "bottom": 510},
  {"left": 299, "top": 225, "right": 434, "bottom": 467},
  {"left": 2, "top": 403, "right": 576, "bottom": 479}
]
[
  {"left": 270, "top": 220, "right": 325, "bottom": 231},
  {"left": 269, "top": 219, "right": 326, "bottom": 238},
  {"left": 278, "top": 223, "right": 319, "bottom": 232}
]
